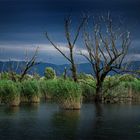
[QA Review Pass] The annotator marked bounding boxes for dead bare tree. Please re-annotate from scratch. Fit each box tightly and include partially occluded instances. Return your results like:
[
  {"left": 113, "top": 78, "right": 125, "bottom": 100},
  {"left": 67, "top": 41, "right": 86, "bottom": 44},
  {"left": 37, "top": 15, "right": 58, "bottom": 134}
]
[
  {"left": 81, "top": 14, "right": 131, "bottom": 102},
  {"left": 46, "top": 16, "right": 86, "bottom": 82},
  {"left": 3, "top": 47, "right": 39, "bottom": 82},
  {"left": 19, "top": 47, "right": 39, "bottom": 82}
]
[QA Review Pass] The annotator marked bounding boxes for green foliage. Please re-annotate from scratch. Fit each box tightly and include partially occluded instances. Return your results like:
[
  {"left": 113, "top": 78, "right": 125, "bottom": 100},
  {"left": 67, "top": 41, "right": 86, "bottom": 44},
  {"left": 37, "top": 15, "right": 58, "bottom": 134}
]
[
  {"left": 79, "top": 79, "right": 96, "bottom": 99},
  {"left": 78, "top": 73, "right": 94, "bottom": 80},
  {"left": 0, "top": 72, "right": 9, "bottom": 80},
  {"left": 103, "top": 75, "right": 120, "bottom": 93},
  {"left": 33, "top": 73, "right": 40, "bottom": 80},
  {"left": 22, "top": 74, "right": 33, "bottom": 81},
  {"left": 54, "top": 79, "right": 82, "bottom": 109},
  {"left": 39, "top": 79, "right": 58, "bottom": 98},
  {"left": 41, "top": 79, "right": 82, "bottom": 102},
  {"left": 129, "top": 80, "right": 140, "bottom": 94},
  {"left": 119, "top": 74, "right": 136, "bottom": 82},
  {"left": 1, "top": 72, "right": 140, "bottom": 104},
  {"left": 0, "top": 72, "right": 21, "bottom": 82},
  {"left": 104, "top": 82, "right": 130, "bottom": 97},
  {"left": 55, "top": 79, "right": 82, "bottom": 102},
  {"left": 44, "top": 67, "right": 56, "bottom": 79},
  {"left": 103, "top": 77, "right": 140, "bottom": 98},
  {"left": 21, "top": 80, "right": 40, "bottom": 99},
  {"left": 78, "top": 73, "right": 96, "bottom": 100},
  {"left": 0, "top": 80, "right": 20, "bottom": 103}
]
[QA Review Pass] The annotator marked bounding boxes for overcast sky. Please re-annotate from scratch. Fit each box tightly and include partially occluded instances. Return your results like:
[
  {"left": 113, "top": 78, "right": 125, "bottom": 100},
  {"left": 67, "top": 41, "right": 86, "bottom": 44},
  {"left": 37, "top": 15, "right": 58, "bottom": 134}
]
[{"left": 0, "top": 0, "right": 140, "bottom": 64}]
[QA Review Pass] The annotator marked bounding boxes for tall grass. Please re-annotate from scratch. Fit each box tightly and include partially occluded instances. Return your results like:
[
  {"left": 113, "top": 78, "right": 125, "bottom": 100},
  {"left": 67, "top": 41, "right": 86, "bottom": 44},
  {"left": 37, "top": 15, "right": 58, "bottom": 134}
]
[
  {"left": 103, "top": 76, "right": 140, "bottom": 98},
  {"left": 40, "top": 79, "right": 82, "bottom": 109},
  {"left": 56, "top": 79, "right": 82, "bottom": 101},
  {"left": 79, "top": 79, "right": 96, "bottom": 100},
  {"left": 21, "top": 80, "right": 40, "bottom": 103},
  {"left": 55, "top": 79, "right": 82, "bottom": 109},
  {"left": 39, "top": 79, "right": 58, "bottom": 99},
  {"left": 0, "top": 80, "right": 20, "bottom": 106},
  {"left": 0, "top": 73, "right": 140, "bottom": 105}
]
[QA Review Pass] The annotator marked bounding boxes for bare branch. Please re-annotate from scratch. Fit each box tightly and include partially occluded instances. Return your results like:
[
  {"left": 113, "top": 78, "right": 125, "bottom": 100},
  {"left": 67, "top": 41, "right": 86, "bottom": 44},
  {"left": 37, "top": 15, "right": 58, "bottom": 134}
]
[
  {"left": 46, "top": 16, "right": 86, "bottom": 82},
  {"left": 82, "top": 14, "right": 131, "bottom": 101},
  {"left": 19, "top": 47, "right": 39, "bottom": 81},
  {"left": 72, "top": 17, "right": 87, "bottom": 46},
  {"left": 45, "top": 32, "right": 71, "bottom": 62}
]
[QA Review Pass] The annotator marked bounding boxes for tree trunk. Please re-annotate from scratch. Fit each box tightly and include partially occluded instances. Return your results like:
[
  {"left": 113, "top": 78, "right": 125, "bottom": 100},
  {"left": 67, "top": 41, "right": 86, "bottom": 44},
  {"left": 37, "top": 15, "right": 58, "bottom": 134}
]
[
  {"left": 71, "top": 63, "right": 77, "bottom": 82},
  {"left": 95, "top": 81, "right": 103, "bottom": 102},
  {"left": 70, "top": 48, "right": 77, "bottom": 82},
  {"left": 63, "top": 67, "right": 67, "bottom": 80}
]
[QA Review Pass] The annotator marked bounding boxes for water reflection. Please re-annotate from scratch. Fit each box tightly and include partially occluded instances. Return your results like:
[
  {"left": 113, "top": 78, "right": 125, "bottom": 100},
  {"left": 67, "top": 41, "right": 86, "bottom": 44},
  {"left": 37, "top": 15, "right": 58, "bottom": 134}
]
[
  {"left": 20, "top": 103, "right": 39, "bottom": 111},
  {"left": 0, "top": 102, "right": 140, "bottom": 140},
  {"left": 94, "top": 103, "right": 103, "bottom": 129},
  {"left": 77, "top": 103, "right": 104, "bottom": 139},
  {"left": 52, "top": 110, "right": 80, "bottom": 140},
  {"left": 4, "top": 107, "right": 19, "bottom": 115},
  {"left": 93, "top": 103, "right": 106, "bottom": 139}
]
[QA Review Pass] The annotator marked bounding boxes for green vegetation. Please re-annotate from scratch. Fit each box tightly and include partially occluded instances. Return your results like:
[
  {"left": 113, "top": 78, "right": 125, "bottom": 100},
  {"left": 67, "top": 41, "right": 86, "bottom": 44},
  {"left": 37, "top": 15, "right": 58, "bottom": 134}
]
[
  {"left": 55, "top": 79, "right": 82, "bottom": 109},
  {"left": 119, "top": 74, "right": 136, "bottom": 82},
  {"left": 21, "top": 80, "right": 40, "bottom": 103},
  {"left": 44, "top": 67, "right": 56, "bottom": 79},
  {"left": 100, "top": 75, "right": 140, "bottom": 103},
  {"left": 1, "top": 69, "right": 140, "bottom": 108},
  {"left": 79, "top": 79, "right": 96, "bottom": 100},
  {"left": 78, "top": 73, "right": 96, "bottom": 100},
  {"left": 78, "top": 73, "right": 94, "bottom": 81},
  {"left": 40, "top": 79, "right": 82, "bottom": 109},
  {"left": 39, "top": 79, "right": 58, "bottom": 99},
  {"left": 0, "top": 80, "right": 20, "bottom": 106},
  {"left": 0, "top": 72, "right": 9, "bottom": 80}
]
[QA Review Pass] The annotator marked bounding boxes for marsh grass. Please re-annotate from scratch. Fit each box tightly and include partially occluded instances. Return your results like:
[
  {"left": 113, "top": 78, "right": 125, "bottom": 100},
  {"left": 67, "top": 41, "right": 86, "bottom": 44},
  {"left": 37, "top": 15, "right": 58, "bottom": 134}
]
[
  {"left": 39, "top": 79, "right": 58, "bottom": 99},
  {"left": 1, "top": 73, "right": 140, "bottom": 106},
  {"left": 102, "top": 75, "right": 140, "bottom": 102},
  {"left": 0, "top": 80, "right": 20, "bottom": 106},
  {"left": 79, "top": 79, "right": 96, "bottom": 100},
  {"left": 55, "top": 79, "right": 82, "bottom": 109},
  {"left": 21, "top": 80, "right": 41, "bottom": 103},
  {"left": 41, "top": 79, "right": 82, "bottom": 109}
]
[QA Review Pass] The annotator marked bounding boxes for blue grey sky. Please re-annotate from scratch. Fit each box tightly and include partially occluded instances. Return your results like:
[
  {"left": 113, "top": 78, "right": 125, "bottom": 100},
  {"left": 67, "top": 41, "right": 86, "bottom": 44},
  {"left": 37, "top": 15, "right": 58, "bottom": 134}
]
[{"left": 0, "top": 0, "right": 140, "bottom": 64}]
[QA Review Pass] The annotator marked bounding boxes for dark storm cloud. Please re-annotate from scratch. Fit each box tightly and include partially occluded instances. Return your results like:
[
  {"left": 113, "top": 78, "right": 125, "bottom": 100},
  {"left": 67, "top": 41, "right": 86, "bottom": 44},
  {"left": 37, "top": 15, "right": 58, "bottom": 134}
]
[
  {"left": 1, "top": 0, "right": 140, "bottom": 26},
  {"left": 0, "top": 0, "right": 140, "bottom": 63},
  {"left": 1, "top": 0, "right": 140, "bottom": 16}
]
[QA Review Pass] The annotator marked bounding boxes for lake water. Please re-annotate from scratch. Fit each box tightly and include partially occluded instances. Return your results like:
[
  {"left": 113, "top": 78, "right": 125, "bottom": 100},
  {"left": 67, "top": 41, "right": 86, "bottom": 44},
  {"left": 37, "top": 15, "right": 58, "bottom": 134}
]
[{"left": 0, "top": 102, "right": 140, "bottom": 140}]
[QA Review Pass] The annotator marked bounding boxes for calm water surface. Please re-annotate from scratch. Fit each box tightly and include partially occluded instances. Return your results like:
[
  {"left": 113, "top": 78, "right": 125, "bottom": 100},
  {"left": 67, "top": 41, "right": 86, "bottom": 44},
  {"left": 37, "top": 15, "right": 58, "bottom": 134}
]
[{"left": 0, "top": 102, "right": 140, "bottom": 140}]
